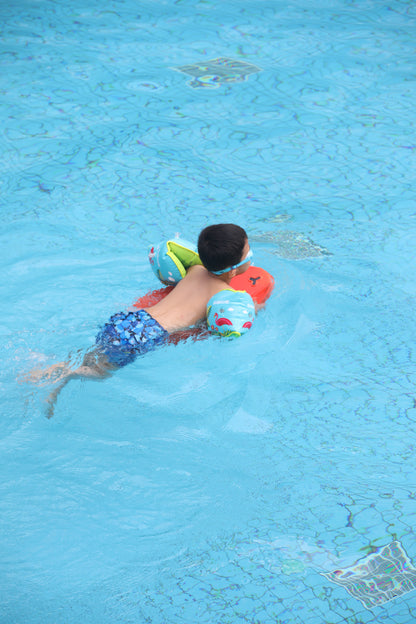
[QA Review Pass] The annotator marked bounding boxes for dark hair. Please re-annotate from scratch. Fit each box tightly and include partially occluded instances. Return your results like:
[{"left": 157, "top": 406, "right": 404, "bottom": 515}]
[{"left": 197, "top": 224, "right": 247, "bottom": 273}]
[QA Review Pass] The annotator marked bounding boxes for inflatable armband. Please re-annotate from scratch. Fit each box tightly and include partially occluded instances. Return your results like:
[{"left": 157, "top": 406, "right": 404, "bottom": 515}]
[
  {"left": 206, "top": 289, "right": 255, "bottom": 338},
  {"left": 149, "top": 239, "right": 202, "bottom": 285}
]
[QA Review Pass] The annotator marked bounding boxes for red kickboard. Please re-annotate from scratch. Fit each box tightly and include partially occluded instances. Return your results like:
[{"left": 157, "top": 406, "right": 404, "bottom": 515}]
[
  {"left": 230, "top": 265, "right": 274, "bottom": 304},
  {"left": 133, "top": 285, "right": 174, "bottom": 308}
]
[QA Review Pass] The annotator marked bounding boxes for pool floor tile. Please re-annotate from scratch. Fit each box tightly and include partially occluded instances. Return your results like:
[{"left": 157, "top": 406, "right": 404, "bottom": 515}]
[
  {"left": 322, "top": 541, "right": 416, "bottom": 610},
  {"left": 174, "top": 57, "right": 261, "bottom": 88}
]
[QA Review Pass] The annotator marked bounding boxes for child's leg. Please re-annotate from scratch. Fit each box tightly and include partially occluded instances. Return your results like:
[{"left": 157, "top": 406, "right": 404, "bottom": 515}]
[
  {"left": 25, "top": 347, "right": 113, "bottom": 384},
  {"left": 25, "top": 360, "right": 74, "bottom": 385},
  {"left": 38, "top": 348, "right": 117, "bottom": 418}
]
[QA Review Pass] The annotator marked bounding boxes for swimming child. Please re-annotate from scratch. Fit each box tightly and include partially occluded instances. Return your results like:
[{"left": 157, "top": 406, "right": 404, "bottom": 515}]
[{"left": 29, "top": 223, "right": 254, "bottom": 416}]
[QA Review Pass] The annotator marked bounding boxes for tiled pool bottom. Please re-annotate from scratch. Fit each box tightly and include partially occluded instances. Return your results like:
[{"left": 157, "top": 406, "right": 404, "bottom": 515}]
[
  {"left": 133, "top": 488, "right": 416, "bottom": 623},
  {"left": 22, "top": 535, "right": 415, "bottom": 623},
  {"left": 126, "top": 541, "right": 416, "bottom": 623},
  {"left": 139, "top": 544, "right": 416, "bottom": 623}
]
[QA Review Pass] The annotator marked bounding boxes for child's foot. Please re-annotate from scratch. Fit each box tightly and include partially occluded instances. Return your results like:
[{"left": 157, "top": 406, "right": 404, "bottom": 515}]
[{"left": 21, "top": 362, "right": 72, "bottom": 385}]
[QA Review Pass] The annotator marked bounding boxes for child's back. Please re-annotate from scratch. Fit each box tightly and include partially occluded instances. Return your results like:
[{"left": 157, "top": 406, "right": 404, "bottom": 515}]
[{"left": 142, "top": 264, "right": 229, "bottom": 332}]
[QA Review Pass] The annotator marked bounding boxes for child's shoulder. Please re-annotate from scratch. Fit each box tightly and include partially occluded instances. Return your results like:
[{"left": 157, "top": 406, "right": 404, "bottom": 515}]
[{"left": 184, "top": 263, "right": 210, "bottom": 279}]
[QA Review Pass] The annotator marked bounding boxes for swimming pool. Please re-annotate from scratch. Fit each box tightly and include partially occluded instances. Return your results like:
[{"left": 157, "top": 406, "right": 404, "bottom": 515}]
[{"left": 1, "top": 0, "right": 416, "bottom": 622}]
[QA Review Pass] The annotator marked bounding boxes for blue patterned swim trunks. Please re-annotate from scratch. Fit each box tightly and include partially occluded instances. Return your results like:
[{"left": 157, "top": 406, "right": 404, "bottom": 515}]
[{"left": 96, "top": 309, "right": 169, "bottom": 367}]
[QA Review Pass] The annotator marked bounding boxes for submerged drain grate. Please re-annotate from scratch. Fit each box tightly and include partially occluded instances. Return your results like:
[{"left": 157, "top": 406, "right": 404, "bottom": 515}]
[
  {"left": 174, "top": 57, "right": 261, "bottom": 88},
  {"left": 322, "top": 541, "right": 416, "bottom": 609}
]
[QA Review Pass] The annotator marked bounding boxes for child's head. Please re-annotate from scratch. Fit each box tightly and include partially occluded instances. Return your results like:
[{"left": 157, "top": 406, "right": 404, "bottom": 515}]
[{"left": 198, "top": 224, "right": 250, "bottom": 275}]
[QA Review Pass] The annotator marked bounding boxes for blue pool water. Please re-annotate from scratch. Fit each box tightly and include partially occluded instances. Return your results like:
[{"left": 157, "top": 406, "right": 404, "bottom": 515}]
[{"left": 2, "top": 0, "right": 416, "bottom": 622}]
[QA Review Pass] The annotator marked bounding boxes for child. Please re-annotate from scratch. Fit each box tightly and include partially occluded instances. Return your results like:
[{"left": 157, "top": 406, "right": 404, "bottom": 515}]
[{"left": 29, "top": 224, "right": 253, "bottom": 416}]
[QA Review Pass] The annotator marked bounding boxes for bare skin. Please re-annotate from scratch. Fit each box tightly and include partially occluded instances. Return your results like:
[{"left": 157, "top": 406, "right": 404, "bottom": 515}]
[
  {"left": 27, "top": 240, "right": 252, "bottom": 417},
  {"left": 143, "top": 265, "right": 231, "bottom": 331}
]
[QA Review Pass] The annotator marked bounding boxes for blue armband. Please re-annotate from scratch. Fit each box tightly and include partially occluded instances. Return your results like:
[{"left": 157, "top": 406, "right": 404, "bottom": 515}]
[
  {"left": 149, "top": 238, "right": 202, "bottom": 285},
  {"left": 207, "top": 289, "right": 255, "bottom": 337}
]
